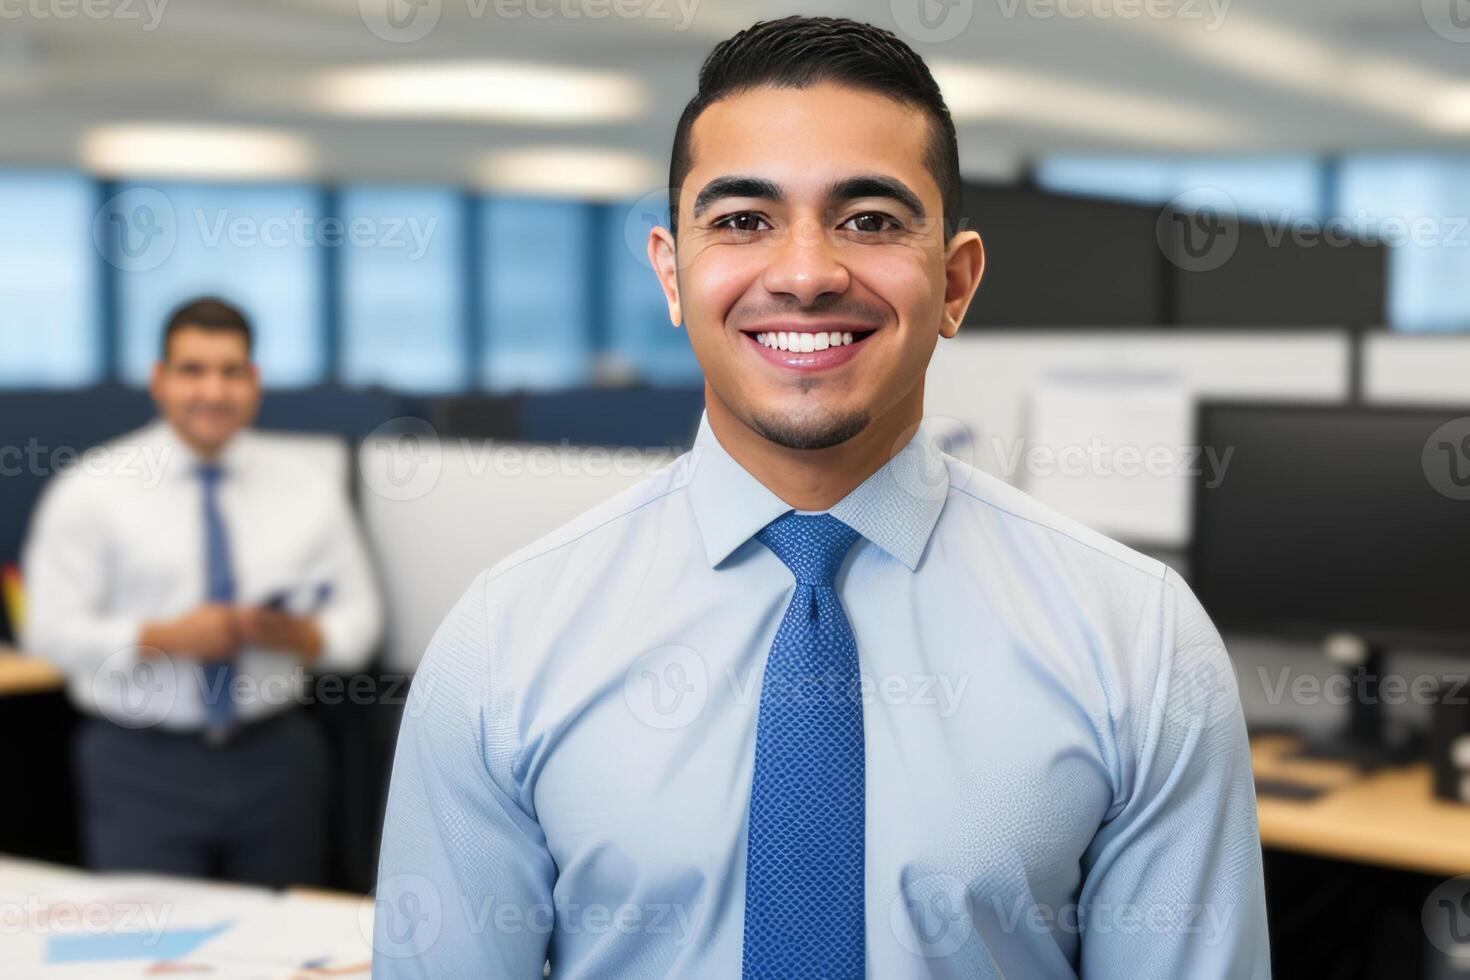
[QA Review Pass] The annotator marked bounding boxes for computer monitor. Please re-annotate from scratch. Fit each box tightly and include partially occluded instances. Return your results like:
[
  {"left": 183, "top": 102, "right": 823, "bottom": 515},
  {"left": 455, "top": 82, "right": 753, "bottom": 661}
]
[{"left": 1191, "top": 402, "right": 1470, "bottom": 762}]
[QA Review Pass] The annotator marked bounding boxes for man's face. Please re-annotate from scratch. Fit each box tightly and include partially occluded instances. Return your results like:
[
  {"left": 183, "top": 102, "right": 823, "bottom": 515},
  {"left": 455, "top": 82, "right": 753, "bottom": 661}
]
[
  {"left": 149, "top": 327, "right": 261, "bottom": 456},
  {"left": 650, "top": 82, "right": 983, "bottom": 450}
]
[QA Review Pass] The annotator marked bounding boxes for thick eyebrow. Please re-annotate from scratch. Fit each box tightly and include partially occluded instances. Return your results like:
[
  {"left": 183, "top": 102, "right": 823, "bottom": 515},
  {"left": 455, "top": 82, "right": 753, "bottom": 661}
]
[
  {"left": 827, "top": 175, "right": 926, "bottom": 219},
  {"left": 690, "top": 173, "right": 928, "bottom": 223},
  {"left": 691, "top": 176, "right": 783, "bottom": 220}
]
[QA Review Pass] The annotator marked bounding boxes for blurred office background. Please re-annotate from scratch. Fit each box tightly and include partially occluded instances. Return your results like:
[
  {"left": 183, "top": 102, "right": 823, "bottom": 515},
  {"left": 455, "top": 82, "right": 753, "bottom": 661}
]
[{"left": 2, "top": 0, "right": 1470, "bottom": 975}]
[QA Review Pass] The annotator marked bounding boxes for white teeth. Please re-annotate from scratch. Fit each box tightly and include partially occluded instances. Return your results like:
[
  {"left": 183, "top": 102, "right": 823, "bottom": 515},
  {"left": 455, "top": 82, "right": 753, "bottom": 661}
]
[{"left": 753, "top": 330, "right": 865, "bottom": 350}]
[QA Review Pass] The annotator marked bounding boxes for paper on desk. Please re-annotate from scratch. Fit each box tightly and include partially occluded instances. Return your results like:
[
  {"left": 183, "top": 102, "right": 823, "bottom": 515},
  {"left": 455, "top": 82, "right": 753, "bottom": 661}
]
[
  {"left": 0, "top": 869, "right": 273, "bottom": 979},
  {"left": 187, "top": 893, "right": 373, "bottom": 975}
]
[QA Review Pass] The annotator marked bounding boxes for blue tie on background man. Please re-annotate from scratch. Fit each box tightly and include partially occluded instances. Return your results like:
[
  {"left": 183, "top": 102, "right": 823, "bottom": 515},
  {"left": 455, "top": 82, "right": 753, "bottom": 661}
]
[
  {"left": 197, "top": 462, "right": 235, "bottom": 735},
  {"left": 743, "top": 511, "right": 865, "bottom": 979}
]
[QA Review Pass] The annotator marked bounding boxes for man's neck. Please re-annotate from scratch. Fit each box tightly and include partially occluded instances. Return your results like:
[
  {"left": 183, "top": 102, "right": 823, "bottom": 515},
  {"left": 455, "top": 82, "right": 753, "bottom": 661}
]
[
  {"left": 164, "top": 420, "right": 230, "bottom": 463},
  {"left": 705, "top": 383, "right": 925, "bottom": 512}
]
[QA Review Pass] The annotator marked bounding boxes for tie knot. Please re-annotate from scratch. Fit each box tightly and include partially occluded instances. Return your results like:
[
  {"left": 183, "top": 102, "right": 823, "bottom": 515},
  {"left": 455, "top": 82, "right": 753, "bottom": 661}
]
[
  {"left": 196, "top": 462, "right": 224, "bottom": 485},
  {"left": 755, "top": 511, "right": 861, "bottom": 586}
]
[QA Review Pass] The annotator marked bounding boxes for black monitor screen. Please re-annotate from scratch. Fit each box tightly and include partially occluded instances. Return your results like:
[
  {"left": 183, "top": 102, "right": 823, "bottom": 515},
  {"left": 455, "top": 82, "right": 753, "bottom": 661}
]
[{"left": 1191, "top": 403, "right": 1470, "bottom": 649}]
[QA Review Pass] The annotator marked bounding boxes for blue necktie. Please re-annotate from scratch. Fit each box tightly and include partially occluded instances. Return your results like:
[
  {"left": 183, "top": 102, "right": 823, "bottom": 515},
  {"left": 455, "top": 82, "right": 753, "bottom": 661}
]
[
  {"left": 197, "top": 463, "right": 235, "bottom": 731},
  {"left": 742, "top": 511, "right": 865, "bottom": 979}
]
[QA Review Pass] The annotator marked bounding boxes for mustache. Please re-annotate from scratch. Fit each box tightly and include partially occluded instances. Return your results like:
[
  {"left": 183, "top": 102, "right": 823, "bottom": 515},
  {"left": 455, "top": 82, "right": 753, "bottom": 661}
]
[{"left": 728, "top": 297, "right": 886, "bottom": 330}]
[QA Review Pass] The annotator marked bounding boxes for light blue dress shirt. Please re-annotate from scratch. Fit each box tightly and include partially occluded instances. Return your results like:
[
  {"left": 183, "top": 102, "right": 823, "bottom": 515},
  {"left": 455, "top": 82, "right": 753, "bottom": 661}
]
[{"left": 374, "top": 409, "right": 1270, "bottom": 978}]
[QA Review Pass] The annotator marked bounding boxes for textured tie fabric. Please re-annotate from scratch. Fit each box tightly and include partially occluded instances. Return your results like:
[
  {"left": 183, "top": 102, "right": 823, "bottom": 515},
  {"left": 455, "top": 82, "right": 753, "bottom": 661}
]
[
  {"left": 742, "top": 511, "right": 866, "bottom": 979},
  {"left": 197, "top": 463, "right": 236, "bottom": 731}
]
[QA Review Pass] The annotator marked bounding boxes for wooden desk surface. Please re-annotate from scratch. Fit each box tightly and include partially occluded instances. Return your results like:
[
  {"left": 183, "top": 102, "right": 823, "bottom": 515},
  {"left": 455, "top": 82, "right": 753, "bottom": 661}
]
[
  {"left": 0, "top": 646, "right": 63, "bottom": 697},
  {"left": 1253, "top": 734, "right": 1470, "bottom": 877}
]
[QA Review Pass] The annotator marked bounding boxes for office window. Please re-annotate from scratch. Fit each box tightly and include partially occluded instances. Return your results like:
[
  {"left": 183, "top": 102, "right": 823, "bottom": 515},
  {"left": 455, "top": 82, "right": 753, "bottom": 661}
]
[
  {"left": 480, "top": 197, "right": 594, "bottom": 391},
  {"left": 1036, "top": 156, "right": 1324, "bottom": 221},
  {"left": 0, "top": 172, "right": 101, "bottom": 387},
  {"left": 339, "top": 187, "right": 467, "bottom": 392},
  {"left": 602, "top": 197, "right": 701, "bottom": 385},
  {"left": 1335, "top": 157, "right": 1470, "bottom": 333},
  {"left": 113, "top": 182, "right": 326, "bottom": 386}
]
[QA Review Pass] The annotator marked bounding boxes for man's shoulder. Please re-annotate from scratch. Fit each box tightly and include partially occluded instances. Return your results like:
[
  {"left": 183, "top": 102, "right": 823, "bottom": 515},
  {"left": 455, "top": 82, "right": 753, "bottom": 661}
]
[
  {"left": 40, "top": 423, "right": 168, "bottom": 500},
  {"left": 937, "top": 451, "right": 1168, "bottom": 587}
]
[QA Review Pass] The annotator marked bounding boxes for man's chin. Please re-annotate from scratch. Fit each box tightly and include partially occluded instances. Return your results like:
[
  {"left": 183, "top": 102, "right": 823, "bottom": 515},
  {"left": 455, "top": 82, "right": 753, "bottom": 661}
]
[
  {"left": 175, "top": 423, "right": 240, "bottom": 455},
  {"left": 746, "top": 407, "right": 870, "bottom": 451}
]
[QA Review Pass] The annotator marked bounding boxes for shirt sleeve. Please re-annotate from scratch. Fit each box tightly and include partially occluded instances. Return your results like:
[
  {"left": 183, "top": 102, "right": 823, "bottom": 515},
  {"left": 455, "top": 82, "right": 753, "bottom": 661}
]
[
  {"left": 373, "top": 570, "right": 556, "bottom": 977},
  {"left": 20, "top": 472, "right": 143, "bottom": 676},
  {"left": 310, "top": 487, "right": 384, "bottom": 672},
  {"left": 1077, "top": 566, "right": 1270, "bottom": 979}
]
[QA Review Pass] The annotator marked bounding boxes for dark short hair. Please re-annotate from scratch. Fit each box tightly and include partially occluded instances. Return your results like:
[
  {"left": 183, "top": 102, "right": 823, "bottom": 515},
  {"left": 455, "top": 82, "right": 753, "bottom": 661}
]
[
  {"left": 161, "top": 297, "right": 253, "bottom": 361},
  {"left": 668, "top": 16, "right": 961, "bottom": 239}
]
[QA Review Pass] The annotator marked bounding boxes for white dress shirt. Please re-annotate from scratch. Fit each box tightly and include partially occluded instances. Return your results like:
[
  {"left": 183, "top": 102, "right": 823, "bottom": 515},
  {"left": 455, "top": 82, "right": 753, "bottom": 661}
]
[
  {"left": 22, "top": 418, "right": 383, "bottom": 731},
  {"left": 375, "top": 409, "right": 1268, "bottom": 978}
]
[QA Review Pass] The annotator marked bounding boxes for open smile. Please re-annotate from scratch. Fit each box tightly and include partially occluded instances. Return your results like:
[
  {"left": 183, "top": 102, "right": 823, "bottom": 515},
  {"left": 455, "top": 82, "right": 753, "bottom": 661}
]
[{"left": 739, "top": 326, "right": 878, "bottom": 372}]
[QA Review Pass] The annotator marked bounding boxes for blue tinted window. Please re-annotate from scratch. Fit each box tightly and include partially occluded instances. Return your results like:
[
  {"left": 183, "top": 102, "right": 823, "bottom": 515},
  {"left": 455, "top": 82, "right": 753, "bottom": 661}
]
[
  {"left": 112, "top": 182, "right": 326, "bottom": 386},
  {"left": 339, "top": 187, "right": 466, "bottom": 392},
  {"left": 1036, "top": 156, "right": 1324, "bottom": 220},
  {"left": 0, "top": 172, "right": 101, "bottom": 387},
  {"left": 602, "top": 196, "right": 701, "bottom": 385},
  {"left": 1336, "top": 157, "right": 1470, "bottom": 332},
  {"left": 479, "top": 197, "right": 594, "bottom": 391}
]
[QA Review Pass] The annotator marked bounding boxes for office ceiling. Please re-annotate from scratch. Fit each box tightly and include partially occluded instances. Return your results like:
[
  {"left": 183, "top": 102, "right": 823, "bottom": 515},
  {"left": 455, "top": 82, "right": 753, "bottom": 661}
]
[{"left": 1, "top": 0, "right": 1466, "bottom": 188}]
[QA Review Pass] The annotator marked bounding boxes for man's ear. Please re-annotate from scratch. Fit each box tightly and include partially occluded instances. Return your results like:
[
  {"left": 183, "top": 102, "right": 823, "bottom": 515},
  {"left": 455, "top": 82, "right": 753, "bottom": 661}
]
[
  {"left": 940, "top": 229, "right": 984, "bottom": 339},
  {"left": 148, "top": 361, "right": 166, "bottom": 405},
  {"left": 648, "top": 226, "right": 682, "bottom": 327}
]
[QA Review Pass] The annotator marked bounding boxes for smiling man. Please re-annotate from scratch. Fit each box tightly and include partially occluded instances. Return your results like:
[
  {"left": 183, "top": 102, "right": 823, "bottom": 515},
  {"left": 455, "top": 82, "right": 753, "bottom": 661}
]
[{"left": 374, "top": 16, "right": 1269, "bottom": 978}]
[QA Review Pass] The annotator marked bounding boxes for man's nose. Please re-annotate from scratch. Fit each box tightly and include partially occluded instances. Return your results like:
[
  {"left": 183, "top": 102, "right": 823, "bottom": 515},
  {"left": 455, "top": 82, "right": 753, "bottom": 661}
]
[
  {"left": 198, "top": 373, "right": 230, "bottom": 402},
  {"left": 760, "top": 217, "right": 850, "bottom": 306}
]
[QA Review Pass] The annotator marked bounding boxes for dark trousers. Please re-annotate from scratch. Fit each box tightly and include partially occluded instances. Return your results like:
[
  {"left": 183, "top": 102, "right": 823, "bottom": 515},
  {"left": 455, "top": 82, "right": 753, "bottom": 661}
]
[{"left": 73, "top": 710, "right": 329, "bottom": 889}]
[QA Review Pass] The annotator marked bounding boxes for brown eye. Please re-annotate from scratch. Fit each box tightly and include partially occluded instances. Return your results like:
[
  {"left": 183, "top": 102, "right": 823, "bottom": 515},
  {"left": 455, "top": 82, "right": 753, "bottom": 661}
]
[
  {"left": 713, "top": 212, "right": 769, "bottom": 233},
  {"left": 842, "top": 212, "right": 895, "bottom": 234}
]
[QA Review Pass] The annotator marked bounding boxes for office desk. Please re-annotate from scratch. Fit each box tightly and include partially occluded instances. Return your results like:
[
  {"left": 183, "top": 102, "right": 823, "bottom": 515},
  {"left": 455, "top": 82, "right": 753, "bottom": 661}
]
[
  {"left": 1253, "top": 734, "right": 1470, "bottom": 877},
  {"left": 0, "top": 645, "right": 63, "bottom": 697}
]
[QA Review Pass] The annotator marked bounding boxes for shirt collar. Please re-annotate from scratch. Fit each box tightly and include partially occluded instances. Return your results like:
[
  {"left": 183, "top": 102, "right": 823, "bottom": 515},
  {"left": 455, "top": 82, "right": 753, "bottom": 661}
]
[{"left": 682, "top": 409, "right": 950, "bottom": 572}]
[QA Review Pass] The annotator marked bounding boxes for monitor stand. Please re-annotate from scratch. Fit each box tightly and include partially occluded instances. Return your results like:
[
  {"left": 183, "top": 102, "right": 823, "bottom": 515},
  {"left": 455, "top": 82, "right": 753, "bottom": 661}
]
[{"left": 1287, "top": 645, "right": 1424, "bottom": 770}]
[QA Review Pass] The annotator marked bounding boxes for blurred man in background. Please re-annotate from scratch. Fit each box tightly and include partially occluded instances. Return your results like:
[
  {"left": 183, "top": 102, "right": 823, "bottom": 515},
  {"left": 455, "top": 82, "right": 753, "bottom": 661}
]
[{"left": 22, "top": 297, "right": 382, "bottom": 888}]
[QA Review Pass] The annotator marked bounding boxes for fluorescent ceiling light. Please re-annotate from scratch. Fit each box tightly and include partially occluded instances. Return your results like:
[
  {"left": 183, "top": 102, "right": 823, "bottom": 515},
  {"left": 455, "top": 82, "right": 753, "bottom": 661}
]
[
  {"left": 478, "top": 147, "right": 658, "bottom": 199},
  {"left": 1426, "top": 88, "right": 1470, "bottom": 132},
  {"left": 932, "top": 62, "right": 1251, "bottom": 146},
  {"left": 80, "top": 124, "right": 315, "bottom": 179},
  {"left": 311, "top": 61, "right": 645, "bottom": 124},
  {"left": 1112, "top": 12, "right": 1465, "bottom": 131}
]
